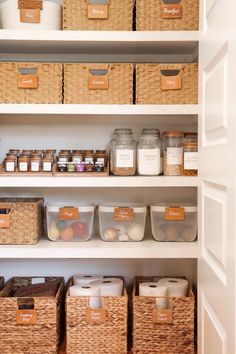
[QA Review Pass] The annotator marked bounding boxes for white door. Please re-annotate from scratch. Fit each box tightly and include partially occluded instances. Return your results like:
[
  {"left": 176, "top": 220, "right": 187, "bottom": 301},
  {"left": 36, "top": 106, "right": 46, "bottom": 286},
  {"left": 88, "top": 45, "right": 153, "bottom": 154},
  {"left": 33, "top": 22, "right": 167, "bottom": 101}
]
[{"left": 199, "top": 0, "right": 236, "bottom": 353}]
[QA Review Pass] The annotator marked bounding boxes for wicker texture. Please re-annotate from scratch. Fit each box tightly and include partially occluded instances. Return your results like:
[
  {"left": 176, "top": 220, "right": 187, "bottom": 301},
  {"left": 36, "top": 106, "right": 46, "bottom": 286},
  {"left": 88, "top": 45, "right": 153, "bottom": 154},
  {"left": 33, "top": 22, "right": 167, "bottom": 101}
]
[
  {"left": 64, "top": 63, "right": 133, "bottom": 104},
  {"left": 66, "top": 278, "right": 128, "bottom": 354},
  {"left": 136, "top": 63, "right": 198, "bottom": 104},
  {"left": 63, "top": 0, "right": 133, "bottom": 31},
  {"left": 0, "top": 277, "right": 64, "bottom": 354},
  {"left": 132, "top": 276, "right": 195, "bottom": 354},
  {"left": 0, "top": 198, "right": 44, "bottom": 245},
  {"left": 136, "top": 0, "right": 199, "bottom": 31},
  {"left": 0, "top": 277, "right": 4, "bottom": 291},
  {"left": 0, "top": 62, "right": 63, "bottom": 104}
]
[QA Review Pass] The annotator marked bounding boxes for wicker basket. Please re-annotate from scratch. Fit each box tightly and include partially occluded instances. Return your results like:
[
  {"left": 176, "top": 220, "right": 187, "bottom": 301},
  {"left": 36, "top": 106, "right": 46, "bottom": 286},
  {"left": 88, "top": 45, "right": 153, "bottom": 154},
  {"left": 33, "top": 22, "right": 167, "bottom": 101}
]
[
  {"left": 0, "top": 198, "right": 44, "bottom": 245},
  {"left": 136, "top": 0, "right": 199, "bottom": 31},
  {"left": 66, "top": 277, "right": 128, "bottom": 354},
  {"left": 0, "top": 276, "right": 64, "bottom": 354},
  {"left": 0, "top": 62, "right": 63, "bottom": 104},
  {"left": 132, "top": 276, "right": 195, "bottom": 354},
  {"left": 136, "top": 63, "right": 198, "bottom": 104},
  {"left": 64, "top": 63, "right": 133, "bottom": 104},
  {"left": 63, "top": 0, "right": 133, "bottom": 31}
]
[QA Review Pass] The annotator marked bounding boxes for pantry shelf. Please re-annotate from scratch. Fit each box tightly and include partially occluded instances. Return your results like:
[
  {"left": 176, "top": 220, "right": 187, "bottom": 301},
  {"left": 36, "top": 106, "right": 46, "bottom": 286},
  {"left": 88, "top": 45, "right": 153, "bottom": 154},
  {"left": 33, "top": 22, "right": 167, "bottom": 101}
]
[
  {"left": 0, "top": 30, "right": 198, "bottom": 57},
  {"left": 0, "top": 176, "right": 199, "bottom": 188},
  {"left": 0, "top": 238, "right": 199, "bottom": 259}
]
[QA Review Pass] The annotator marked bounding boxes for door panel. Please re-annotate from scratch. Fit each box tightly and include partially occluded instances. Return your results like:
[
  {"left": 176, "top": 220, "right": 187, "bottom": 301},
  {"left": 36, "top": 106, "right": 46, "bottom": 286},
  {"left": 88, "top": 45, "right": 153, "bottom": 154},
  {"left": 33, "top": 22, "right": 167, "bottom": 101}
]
[{"left": 199, "top": 0, "right": 236, "bottom": 353}]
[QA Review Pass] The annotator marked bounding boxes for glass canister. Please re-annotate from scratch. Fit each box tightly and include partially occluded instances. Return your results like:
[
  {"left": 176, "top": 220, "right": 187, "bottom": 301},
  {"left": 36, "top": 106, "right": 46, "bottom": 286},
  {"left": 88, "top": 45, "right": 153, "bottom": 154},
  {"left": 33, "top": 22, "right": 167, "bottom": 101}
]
[
  {"left": 184, "top": 132, "right": 198, "bottom": 144},
  {"left": 109, "top": 128, "right": 133, "bottom": 174},
  {"left": 113, "top": 134, "right": 136, "bottom": 176},
  {"left": 183, "top": 143, "right": 198, "bottom": 176},
  {"left": 163, "top": 131, "right": 184, "bottom": 176},
  {"left": 137, "top": 135, "right": 161, "bottom": 175},
  {"left": 141, "top": 128, "right": 160, "bottom": 138}
]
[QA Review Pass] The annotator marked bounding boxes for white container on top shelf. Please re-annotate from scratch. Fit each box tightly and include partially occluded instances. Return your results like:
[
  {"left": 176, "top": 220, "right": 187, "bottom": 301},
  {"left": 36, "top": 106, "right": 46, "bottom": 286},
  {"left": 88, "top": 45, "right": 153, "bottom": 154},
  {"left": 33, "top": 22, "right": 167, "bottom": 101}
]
[
  {"left": 46, "top": 204, "right": 95, "bottom": 242},
  {"left": 0, "top": 0, "right": 61, "bottom": 30},
  {"left": 150, "top": 204, "right": 197, "bottom": 242},
  {"left": 99, "top": 203, "right": 147, "bottom": 242}
]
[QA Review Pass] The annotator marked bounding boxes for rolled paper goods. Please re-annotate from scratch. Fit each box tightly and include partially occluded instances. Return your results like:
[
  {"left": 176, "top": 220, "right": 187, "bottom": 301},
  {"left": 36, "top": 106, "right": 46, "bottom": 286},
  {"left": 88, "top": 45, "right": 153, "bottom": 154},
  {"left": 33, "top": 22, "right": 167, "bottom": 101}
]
[
  {"left": 73, "top": 274, "right": 103, "bottom": 285},
  {"left": 139, "top": 282, "right": 168, "bottom": 309},
  {"left": 158, "top": 278, "right": 188, "bottom": 297},
  {"left": 91, "top": 278, "right": 123, "bottom": 296},
  {"left": 69, "top": 284, "right": 101, "bottom": 308}
]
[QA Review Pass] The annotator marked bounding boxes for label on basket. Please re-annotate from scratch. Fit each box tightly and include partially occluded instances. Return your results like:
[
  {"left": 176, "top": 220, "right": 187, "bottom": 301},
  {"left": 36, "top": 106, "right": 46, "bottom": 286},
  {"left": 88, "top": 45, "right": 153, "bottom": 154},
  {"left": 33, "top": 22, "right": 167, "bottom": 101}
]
[
  {"left": 114, "top": 208, "right": 134, "bottom": 221},
  {"left": 16, "top": 310, "right": 37, "bottom": 325},
  {"left": 88, "top": 75, "right": 109, "bottom": 90},
  {"left": 152, "top": 308, "right": 173, "bottom": 324},
  {"left": 86, "top": 308, "right": 107, "bottom": 324},
  {"left": 161, "top": 4, "right": 183, "bottom": 19},
  {"left": 0, "top": 215, "right": 10, "bottom": 228},
  {"left": 165, "top": 207, "right": 185, "bottom": 221},
  {"left": 88, "top": 4, "right": 108, "bottom": 19},
  {"left": 59, "top": 207, "right": 79, "bottom": 220},
  {"left": 161, "top": 75, "right": 182, "bottom": 91},
  {"left": 20, "top": 9, "right": 41, "bottom": 23},
  {"left": 17, "top": 74, "right": 38, "bottom": 89}
]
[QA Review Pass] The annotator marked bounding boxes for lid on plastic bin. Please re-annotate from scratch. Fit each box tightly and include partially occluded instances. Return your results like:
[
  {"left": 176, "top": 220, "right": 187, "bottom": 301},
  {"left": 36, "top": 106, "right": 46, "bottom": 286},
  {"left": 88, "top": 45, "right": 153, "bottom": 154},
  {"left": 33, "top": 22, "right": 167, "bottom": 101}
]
[
  {"left": 151, "top": 204, "right": 197, "bottom": 213},
  {"left": 47, "top": 205, "right": 95, "bottom": 213},
  {"left": 99, "top": 203, "right": 147, "bottom": 213}
]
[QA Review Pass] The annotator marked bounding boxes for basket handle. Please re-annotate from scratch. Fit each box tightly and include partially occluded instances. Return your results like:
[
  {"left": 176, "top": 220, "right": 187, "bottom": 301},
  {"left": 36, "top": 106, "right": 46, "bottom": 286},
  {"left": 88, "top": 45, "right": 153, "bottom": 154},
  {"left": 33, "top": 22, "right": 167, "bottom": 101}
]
[
  {"left": 161, "top": 0, "right": 181, "bottom": 4},
  {"left": 16, "top": 298, "right": 37, "bottom": 325},
  {"left": 152, "top": 298, "right": 173, "bottom": 324},
  {"left": 161, "top": 0, "right": 182, "bottom": 19},
  {"left": 17, "top": 67, "right": 38, "bottom": 89},
  {"left": 87, "top": 0, "right": 110, "bottom": 5},
  {"left": 160, "top": 68, "right": 182, "bottom": 91}
]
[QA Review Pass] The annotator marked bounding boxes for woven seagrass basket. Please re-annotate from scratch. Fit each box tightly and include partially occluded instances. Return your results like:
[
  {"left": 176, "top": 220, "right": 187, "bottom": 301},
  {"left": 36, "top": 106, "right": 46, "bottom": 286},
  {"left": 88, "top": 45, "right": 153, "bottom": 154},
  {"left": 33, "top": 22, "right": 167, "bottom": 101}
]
[
  {"left": 66, "top": 277, "right": 128, "bottom": 354},
  {"left": 136, "top": 0, "right": 199, "bottom": 31},
  {"left": 0, "top": 277, "right": 64, "bottom": 354},
  {"left": 136, "top": 63, "right": 198, "bottom": 104},
  {"left": 63, "top": 0, "right": 133, "bottom": 31},
  {"left": 64, "top": 63, "right": 133, "bottom": 104},
  {"left": 0, "top": 62, "right": 63, "bottom": 104},
  {"left": 132, "top": 276, "right": 195, "bottom": 354},
  {"left": 0, "top": 198, "right": 44, "bottom": 245}
]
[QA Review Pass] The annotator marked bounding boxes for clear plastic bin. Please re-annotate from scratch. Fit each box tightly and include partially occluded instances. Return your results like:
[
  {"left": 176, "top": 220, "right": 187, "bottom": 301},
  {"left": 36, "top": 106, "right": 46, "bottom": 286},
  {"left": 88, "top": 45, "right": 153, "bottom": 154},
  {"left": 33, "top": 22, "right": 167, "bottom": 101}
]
[
  {"left": 99, "top": 204, "right": 147, "bottom": 242},
  {"left": 46, "top": 205, "right": 94, "bottom": 242},
  {"left": 151, "top": 204, "right": 197, "bottom": 242}
]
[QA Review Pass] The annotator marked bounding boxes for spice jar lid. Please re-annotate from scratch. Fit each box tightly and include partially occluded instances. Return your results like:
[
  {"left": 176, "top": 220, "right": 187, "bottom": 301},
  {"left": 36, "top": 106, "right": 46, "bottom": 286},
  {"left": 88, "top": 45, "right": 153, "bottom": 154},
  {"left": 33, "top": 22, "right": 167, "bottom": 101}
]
[
  {"left": 163, "top": 131, "right": 184, "bottom": 138},
  {"left": 84, "top": 150, "right": 94, "bottom": 155},
  {"left": 31, "top": 156, "right": 41, "bottom": 160}
]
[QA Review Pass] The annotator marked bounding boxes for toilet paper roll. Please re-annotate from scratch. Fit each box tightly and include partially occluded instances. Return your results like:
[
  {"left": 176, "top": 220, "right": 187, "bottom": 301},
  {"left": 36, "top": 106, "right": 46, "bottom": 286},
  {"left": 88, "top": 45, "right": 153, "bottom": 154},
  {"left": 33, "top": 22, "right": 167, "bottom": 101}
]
[
  {"left": 139, "top": 282, "right": 168, "bottom": 309},
  {"left": 69, "top": 284, "right": 101, "bottom": 308},
  {"left": 73, "top": 274, "right": 103, "bottom": 286},
  {"left": 158, "top": 278, "right": 188, "bottom": 297},
  {"left": 91, "top": 278, "right": 123, "bottom": 296}
]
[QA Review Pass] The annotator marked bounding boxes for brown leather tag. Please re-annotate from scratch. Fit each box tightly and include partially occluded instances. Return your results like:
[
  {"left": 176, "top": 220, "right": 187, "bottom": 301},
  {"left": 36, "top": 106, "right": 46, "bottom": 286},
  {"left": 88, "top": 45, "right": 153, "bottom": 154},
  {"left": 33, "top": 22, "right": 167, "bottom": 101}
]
[
  {"left": 59, "top": 207, "right": 79, "bottom": 220},
  {"left": 152, "top": 308, "right": 173, "bottom": 324},
  {"left": 161, "top": 4, "right": 183, "bottom": 19},
  {"left": 18, "top": 0, "right": 43, "bottom": 9},
  {"left": 20, "top": 8, "right": 41, "bottom": 23},
  {"left": 88, "top": 4, "right": 108, "bottom": 19},
  {"left": 161, "top": 75, "right": 182, "bottom": 91},
  {"left": 165, "top": 207, "right": 185, "bottom": 221},
  {"left": 0, "top": 215, "right": 10, "bottom": 228},
  {"left": 16, "top": 310, "right": 37, "bottom": 325},
  {"left": 17, "top": 74, "right": 38, "bottom": 89},
  {"left": 114, "top": 208, "right": 134, "bottom": 221},
  {"left": 88, "top": 75, "right": 109, "bottom": 90},
  {"left": 86, "top": 308, "right": 107, "bottom": 324}
]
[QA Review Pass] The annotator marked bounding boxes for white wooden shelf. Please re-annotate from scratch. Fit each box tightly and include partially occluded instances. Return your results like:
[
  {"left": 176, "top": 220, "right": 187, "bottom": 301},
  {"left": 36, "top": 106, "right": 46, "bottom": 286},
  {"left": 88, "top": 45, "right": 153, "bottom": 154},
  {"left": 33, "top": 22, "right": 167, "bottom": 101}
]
[
  {"left": 0, "top": 30, "right": 199, "bottom": 56},
  {"left": 0, "top": 176, "right": 199, "bottom": 188},
  {"left": 0, "top": 238, "right": 199, "bottom": 259}
]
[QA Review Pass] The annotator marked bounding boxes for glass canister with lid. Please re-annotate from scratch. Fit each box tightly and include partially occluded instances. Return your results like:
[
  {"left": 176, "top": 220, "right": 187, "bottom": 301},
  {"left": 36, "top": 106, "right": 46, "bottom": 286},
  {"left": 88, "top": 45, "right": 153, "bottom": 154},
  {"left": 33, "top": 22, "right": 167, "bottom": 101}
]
[
  {"left": 163, "top": 131, "right": 184, "bottom": 176},
  {"left": 183, "top": 143, "right": 198, "bottom": 176},
  {"left": 112, "top": 133, "right": 136, "bottom": 176},
  {"left": 137, "top": 135, "right": 161, "bottom": 175},
  {"left": 109, "top": 128, "right": 133, "bottom": 174}
]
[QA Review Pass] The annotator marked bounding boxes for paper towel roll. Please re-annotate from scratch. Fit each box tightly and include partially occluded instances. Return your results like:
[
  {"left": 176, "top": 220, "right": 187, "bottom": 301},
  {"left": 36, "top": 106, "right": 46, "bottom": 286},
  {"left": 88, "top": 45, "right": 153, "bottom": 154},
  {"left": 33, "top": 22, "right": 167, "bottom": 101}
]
[
  {"left": 73, "top": 275, "right": 103, "bottom": 286},
  {"left": 91, "top": 278, "right": 123, "bottom": 296},
  {"left": 69, "top": 284, "right": 101, "bottom": 308},
  {"left": 139, "top": 282, "right": 168, "bottom": 309},
  {"left": 158, "top": 278, "right": 188, "bottom": 297}
]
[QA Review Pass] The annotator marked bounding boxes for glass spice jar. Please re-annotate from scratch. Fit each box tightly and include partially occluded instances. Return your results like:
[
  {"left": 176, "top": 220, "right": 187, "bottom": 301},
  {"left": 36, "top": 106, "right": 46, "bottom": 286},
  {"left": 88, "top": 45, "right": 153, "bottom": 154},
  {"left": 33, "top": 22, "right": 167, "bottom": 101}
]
[
  {"left": 183, "top": 143, "right": 198, "bottom": 176},
  {"left": 84, "top": 150, "right": 95, "bottom": 164},
  {"left": 42, "top": 157, "right": 53, "bottom": 172},
  {"left": 72, "top": 151, "right": 83, "bottom": 164},
  {"left": 9, "top": 149, "right": 20, "bottom": 156},
  {"left": 30, "top": 156, "right": 41, "bottom": 172},
  {"left": 58, "top": 153, "right": 70, "bottom": 163},
  {"left": 67, "top": 162, "right": 76, "bottom": 173},
  {"left": 84, "top": 162, "right": 94, "bottom": 172},
  {"left": 76, "top": 162, "right": 85, "bottom": 173},
  {"left": 163, "top": 131, "right": 184, "bottom": 176},
  {"left": 137, "top": 135, "right": 161, "bottom": 176},
  {"left": 5, "top": 156, "right": 17, "bottom": 172},
  {"left": 57, "top": 162, "right": 67, "bottom": 172},
  {"left": 18, "top": 156, "right": 30, "bottom": 172},
  {"left": 95, "top": 150, "right": 107, "bottom": 167},
  {"left": 113, "top": 134, "right": 136, "bottom": 176}
]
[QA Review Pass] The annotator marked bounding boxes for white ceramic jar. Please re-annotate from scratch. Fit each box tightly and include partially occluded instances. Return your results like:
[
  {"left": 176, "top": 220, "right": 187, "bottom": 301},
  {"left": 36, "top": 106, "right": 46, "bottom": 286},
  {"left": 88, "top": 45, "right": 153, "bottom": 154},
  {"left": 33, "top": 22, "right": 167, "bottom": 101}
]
[{"left": 0, "top": 0, "right": 61, "bottom": 30}]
